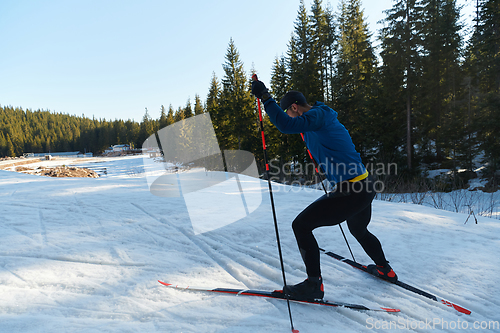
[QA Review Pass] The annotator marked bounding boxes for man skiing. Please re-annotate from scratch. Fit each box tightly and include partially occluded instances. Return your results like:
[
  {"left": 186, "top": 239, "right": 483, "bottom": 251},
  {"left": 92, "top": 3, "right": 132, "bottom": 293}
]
[{"left": 251, "top": 79, "right": 397, "bottom": 301}]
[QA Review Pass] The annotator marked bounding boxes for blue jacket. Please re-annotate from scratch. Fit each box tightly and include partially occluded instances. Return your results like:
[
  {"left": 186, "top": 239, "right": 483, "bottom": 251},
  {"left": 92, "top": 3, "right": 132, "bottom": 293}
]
[{"left": 263, "top": 98, "right": 366, "bottom": 184}]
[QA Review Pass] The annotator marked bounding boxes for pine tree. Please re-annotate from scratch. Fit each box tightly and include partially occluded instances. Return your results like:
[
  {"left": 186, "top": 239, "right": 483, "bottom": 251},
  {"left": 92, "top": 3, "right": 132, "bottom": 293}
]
[
  {"left": 268, "top": 55, "right": 305, "bottom": 178},
  {"left": 206, "top": 73, "right": 222, "bottom": 131},
  {"left": 125, "top": 119, "right": 140, "bottom": 149},
  {"left": 220, "top": 38, "right": 257, "bottom": 151},
  {"left": 205, "top": 72, "right": 226, "bottom": 152},
  {"left": 466, "top": 0, "right": 500, "bottom": 175},
  {"left": 332, "top": 0, "right": 377, "bottom": 157},
  {"left": 5, "top": 133, "right": 16, "bottom": 157},
  {"left": 139, "top": 107, "right": 155, "bottom": 147},
  {"left": 114, "top": 120, "right": 125, "bottom": 145},
  {"left": 174, "top": 107, "right": 185, "bottom": 123},
  {"left": 166, "top": 104, "right": 175, "bottom": 126},
  {"left": 0, "top": 131, "right": 6, "bottom": 157},
  {"left": 159, "top": 105, "right": 168, "bottom": 129},
  {"left": 379, "top": 0, "right": 425, "bottom": 169},
  {"left": 270, "top": 55, "right": 291, "bottom": 102},
  {"left": 184, "top": 99, "right": 194, "bottom": 118},
  {"left": 418, "top": 0, "right": 463, "bottom": 163},
  {"left": 310, "top": 0, "right": 336, "bottom": 103},
  {"left": 288, "top": 0, "right": 322, "bottom": 103},
  {"left": 194, "top": 94, "right": 204, "bottom": 115}
]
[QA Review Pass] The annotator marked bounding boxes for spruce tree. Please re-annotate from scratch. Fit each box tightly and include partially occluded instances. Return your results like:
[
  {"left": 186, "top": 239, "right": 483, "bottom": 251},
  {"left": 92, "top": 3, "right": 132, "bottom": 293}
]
[
  {"left": 206, "top": 72, "right": 227, "bottom": 149},
  {"left": 0, "top": 131, "right": 6, "bottom": 156},
  {"left": 332, "top": 0, "right": 377, "bottom": 157},
  {"left": 174, "top": 107, "right": 185, "bottom": 123},
  {"left": 166, "top": 105, "right": 175, "bottom": 126},
  {"left": 466, "top": 0, "right": 500, "bottom": 175},
  {"left": 184, "top": 99, "right": 194, "bottom": 118},
  {"left": 270, "top": 55, "right": 291, "bottom": 102},
  {"left": 114, "top": 120, "right": 126, "bottom": 145},
  {"left": 159, "top": 105, "right": 168, "bottom": 129},
  {"left": 5, "top": 133, "right": 16, "bottom": 157},
  {"left": 379, "top": 0, "right": 424, "bottom": 169},
  {"left": 268, "top": 55, "right": 306, "bottom": 179},
  {"left": 220, "top": 38, "right": 257, "bottom": 151},
  {"left": 194, "top": 94, "right": 204, "bottom": 115},
  {"left": 139, "top": 108, "right": 155, "bottom": 146},
  {"left": 288, "top": 0, "right": 322, "bottom": 103},
  {"left": 310, "top": 0, "right": 336, "bottom": 103},
  {"left": 418, "top": 0, "right": 463, "bottom": 163}
]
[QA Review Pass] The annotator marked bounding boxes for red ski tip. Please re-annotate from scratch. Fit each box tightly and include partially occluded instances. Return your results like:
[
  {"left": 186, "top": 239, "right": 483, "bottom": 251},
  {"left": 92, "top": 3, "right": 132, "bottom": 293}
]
[
  {"left": 381, "top": 307, "right": 401, "bottom": 313},
  {"left": 453, "top": 303, "right": 472, "bottom": 315},
  {"left": 441, "top": 299, "right": 471, "bottom": 314},
  {"left": 252, "top": 74, "right": 258, "bottom": 81},
  {"left": 292, "top": 330, "right": 300, "bottom": 333},
  {"left": 158, "top": 280, "right": 172, "bottom": 287}
]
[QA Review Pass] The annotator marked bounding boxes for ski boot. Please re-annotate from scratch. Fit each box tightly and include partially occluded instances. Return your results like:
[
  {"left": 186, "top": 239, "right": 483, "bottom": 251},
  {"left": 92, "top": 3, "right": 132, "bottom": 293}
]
[
  {"left": 283, "top": 276, "right": 324, "bottom": 301},
  {"left": 367, "top": 263, "right": 398, "bottom": 283}
]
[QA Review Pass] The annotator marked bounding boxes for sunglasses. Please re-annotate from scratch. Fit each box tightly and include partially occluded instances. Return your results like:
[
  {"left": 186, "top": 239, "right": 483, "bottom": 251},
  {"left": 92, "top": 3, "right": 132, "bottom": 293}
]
[{"left": 286, "top": 102, "right": 298, "bottom": 112}]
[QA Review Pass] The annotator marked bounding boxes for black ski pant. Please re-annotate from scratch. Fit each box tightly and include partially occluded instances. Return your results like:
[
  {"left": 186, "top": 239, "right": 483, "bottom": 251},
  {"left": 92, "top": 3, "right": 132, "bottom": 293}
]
[{"left": 292, "top": 176, "right": 388, "bottom": 278}]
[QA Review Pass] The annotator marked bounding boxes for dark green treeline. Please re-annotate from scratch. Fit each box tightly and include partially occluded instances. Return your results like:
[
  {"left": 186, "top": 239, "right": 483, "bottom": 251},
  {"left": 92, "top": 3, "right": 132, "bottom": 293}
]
[
  {"left": 0, "top": 96, "right": 204, "bottom": 157},
  {"left": 1, "top": 0, "right": 499, "bottom": 179}
]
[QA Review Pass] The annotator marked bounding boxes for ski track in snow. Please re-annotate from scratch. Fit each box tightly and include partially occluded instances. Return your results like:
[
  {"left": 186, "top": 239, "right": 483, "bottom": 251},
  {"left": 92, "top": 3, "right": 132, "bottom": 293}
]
[
  {"left": 131, "top": 201, "right": 284, "bottom": 290},
  {"left": 0, "top": 155, "right": 498, "bottom": 332},
  {"left": 38, "top": 209, "right": 49, "bottom": 249}
]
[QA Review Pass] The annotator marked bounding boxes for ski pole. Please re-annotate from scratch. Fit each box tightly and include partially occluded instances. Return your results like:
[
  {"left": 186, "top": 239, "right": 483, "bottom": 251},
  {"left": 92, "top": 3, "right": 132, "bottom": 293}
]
[
  {"left": 252, "top": 74, "right": 298, "bottom": 333},
  {"left": 299, "top": 133, "right": 356, "bottom": 263}
]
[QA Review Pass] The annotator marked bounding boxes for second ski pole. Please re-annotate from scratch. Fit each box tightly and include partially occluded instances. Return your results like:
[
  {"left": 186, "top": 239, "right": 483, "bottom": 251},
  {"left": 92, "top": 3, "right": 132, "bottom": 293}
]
[{"left": 252, "top": 74, "right": 298, "bottom": 333}]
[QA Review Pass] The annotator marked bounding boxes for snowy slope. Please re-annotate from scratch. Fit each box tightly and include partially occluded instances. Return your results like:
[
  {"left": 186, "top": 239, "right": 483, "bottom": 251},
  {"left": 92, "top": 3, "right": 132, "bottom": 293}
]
[{"left": 0, "top": 156, "right": 499, "bottom": 333}]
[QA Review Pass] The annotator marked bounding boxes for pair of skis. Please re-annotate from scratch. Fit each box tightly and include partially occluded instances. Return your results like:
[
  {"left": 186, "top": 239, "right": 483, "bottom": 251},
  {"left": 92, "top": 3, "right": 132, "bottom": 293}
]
[{"left": 159, "top": 249, "right": 471, "bottom": 315}]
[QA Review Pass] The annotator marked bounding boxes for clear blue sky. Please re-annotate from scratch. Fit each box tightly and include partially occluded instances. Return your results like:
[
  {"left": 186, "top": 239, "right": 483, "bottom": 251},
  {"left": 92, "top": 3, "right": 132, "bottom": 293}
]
[{"left": 0, "top": 0, "right": 475, "bottom": 122}]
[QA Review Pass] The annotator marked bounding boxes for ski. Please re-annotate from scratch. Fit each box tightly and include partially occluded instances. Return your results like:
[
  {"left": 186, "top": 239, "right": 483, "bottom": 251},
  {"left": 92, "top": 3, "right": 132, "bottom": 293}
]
[
  {"left": 158, "top": 280, "right": 400, "bottom": 313},
  {"left": 319, "top": 249, "right": 471, "bottom": 315}
]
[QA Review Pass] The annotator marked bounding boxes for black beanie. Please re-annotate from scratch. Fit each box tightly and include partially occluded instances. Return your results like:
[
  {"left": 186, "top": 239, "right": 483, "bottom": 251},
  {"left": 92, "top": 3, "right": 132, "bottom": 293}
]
[{"left": 280, "top": 91, "right": 307, "bottom": 111}]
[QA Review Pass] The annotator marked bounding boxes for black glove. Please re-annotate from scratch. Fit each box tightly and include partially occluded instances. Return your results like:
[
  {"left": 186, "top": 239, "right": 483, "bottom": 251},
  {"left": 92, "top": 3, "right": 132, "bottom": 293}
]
[{"left": 251, "top": 80, "right": 271, "bottom": 101}]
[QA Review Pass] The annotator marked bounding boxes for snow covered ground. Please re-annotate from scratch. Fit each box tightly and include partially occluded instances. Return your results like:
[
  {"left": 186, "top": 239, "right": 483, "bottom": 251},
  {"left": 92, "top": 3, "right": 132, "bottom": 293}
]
[{"left": 0, "top": 155, "right": 499, "bottom": 332}]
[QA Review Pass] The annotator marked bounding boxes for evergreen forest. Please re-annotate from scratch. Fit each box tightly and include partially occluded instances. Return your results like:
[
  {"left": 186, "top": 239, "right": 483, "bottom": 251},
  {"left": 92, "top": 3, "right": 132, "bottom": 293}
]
[{"left": 1, "top": 0, "right": 499, "bottom": 182}]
